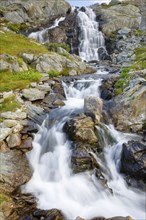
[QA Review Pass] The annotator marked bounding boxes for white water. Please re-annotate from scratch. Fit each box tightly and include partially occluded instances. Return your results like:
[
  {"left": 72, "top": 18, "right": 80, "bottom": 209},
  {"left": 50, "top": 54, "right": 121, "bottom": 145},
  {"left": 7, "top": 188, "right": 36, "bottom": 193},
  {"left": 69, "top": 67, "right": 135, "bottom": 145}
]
[
  {"left": 28, "top": 17, "right": 65, "bottom": 44},
  {"left": 24, "top": 78, "right": 145, "bottom": 219},
  {"left": 77, "top": 7, "right": 105, "bottom": 61}
]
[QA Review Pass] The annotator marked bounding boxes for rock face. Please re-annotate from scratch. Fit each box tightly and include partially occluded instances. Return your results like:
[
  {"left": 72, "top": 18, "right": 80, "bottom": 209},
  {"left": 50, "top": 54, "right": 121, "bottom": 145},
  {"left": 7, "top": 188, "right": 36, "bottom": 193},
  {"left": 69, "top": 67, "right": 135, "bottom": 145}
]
[
  {"left": 0, "top": 150, "right": 32, "bottom": 193},
  {"left": 93, "top": 4, "right": 141, "bottom": 36},
  {"left": 0, "top": 0, "right": 70, "bottom": 27},
  {"left": 111, "top": 79, "right": 146, "bottom": 132},
  {"left": 121, "top": 141, "right": 146, "bottom": 188}
]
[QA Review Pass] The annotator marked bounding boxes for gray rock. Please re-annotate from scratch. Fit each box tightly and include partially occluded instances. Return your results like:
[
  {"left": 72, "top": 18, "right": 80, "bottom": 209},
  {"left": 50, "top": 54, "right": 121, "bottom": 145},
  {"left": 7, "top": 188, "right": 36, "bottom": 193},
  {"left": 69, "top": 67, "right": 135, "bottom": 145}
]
[
  {"left": 0, "top": 149, "right": 32, "bottom": 193},
  {"left": 118, "top": 27, "right": 131, "bottom": 35},
  {"left": 37, "top": 84, "right": 51, "bottom": 92},
  {"left": 0, "top": 128, "right": 12, "bottom": 141},
  {"left": 22, "top": 88, "right": 46, "bottom": 101},
  {"left": 2, "top": 120, "right": 18, "bottom": 128},
  {"left": 21, "top": 53, "right": 35, "bottom": 64},
  {"left": 0, "top": 111, "right": 27, "bottom": 120},
  {"left": 3, "top": 91, "right": 13, "bottom": 99},
  {"left": 84, "top": 96, "right": 103, "bottom": 124},
  {"left": 27, "top": 104, "right": 46, "bottom": 124},
  {"left": 7, "top": 133, "right": 21, "bottom": 148},
  {"left": 0, "top": 60, "right": 10, "bottom": 71}
]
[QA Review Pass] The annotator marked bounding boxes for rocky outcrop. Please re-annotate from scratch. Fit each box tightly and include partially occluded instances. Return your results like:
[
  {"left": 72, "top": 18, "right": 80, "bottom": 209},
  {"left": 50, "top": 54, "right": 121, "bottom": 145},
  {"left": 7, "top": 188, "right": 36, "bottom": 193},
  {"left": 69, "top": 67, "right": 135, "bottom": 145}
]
[
  {"left": 0, "top": 0, "right": 70, "bottom": 28},
  {"left": 93, "top": 4, "right": 141, "bottom": 36},
  {"left": 21, "top": 52, "right": 95, "bottom": 75},
  {"left": 121, "top": 140, "right": 146, "bottom": 189},
  {"left": 110, "top": 78, "right": 146, "bottom": 132}
]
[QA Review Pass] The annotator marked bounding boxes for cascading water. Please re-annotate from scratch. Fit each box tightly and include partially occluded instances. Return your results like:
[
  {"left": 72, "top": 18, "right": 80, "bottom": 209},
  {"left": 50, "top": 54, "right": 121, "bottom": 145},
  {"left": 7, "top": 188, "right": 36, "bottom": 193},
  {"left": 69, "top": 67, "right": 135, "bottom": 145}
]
[
  {"left": 28, "top": 17, "right": 65, "bottom": 44},
  {"left": 23, "top": 78, "right": 145, "bottom": 219},
  {"left": 77, "top": 7, "right": 105, "bottom": 61}
]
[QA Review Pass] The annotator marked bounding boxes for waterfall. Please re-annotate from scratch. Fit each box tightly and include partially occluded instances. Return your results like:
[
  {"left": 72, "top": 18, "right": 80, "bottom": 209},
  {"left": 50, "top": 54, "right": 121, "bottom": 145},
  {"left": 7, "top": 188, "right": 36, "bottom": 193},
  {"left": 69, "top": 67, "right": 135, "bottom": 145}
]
[
  {"left": 23, "top": 77, "right": 145, "bottom": 219},
  {"left": 77, "top": 7, "right": 105, "bottom": 61},
  {"left": 28, "top": 17, "right": 65, "bottom": 44}
]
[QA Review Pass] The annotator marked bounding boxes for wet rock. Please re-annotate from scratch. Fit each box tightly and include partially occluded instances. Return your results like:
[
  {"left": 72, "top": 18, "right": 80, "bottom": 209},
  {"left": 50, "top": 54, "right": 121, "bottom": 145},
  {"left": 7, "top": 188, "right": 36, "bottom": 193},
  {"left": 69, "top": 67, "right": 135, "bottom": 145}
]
[
  {"left": 20, "top": 137, "right": 33, "bottom": 151},
  {"left": 121, "top": 141, "right": 146, "bottom": 184},
  {"left": 6, "top": 133, "right": 21, "bottom": 148},
  {"left": 42, "top": 93, "right": 65, "bottom": 109},
  {"left": 0, "top": 149, "right": 32, "bottom": 193},
  {"left": 84, "top": 96, "right": 103, "bottom": 123},
  {"left": 91, "top": 217, "right": 132, "bottom": 220},
  {"left": 22, "top": 88, "right": 47, "bottom": 101},
  {"left": 0, "top": 128, "right": 12, "bottom": 141},
  {"left": 64, "top": 114, "right": 98, "bottom": 144},
  {"left": 71, "top": 147, "right": 99, "bottom": 173},
  {"left": 26, "top": 104, "right": 46, "bottom": 125},
  {"left": 0, "top": 111, "right": 27, "bottom": 120},
  {"left": 33, "top": 209, "right": 65, "bottom": 220},
  {"left": 53, "top": 99, "right": 65, "bottom": 107}
]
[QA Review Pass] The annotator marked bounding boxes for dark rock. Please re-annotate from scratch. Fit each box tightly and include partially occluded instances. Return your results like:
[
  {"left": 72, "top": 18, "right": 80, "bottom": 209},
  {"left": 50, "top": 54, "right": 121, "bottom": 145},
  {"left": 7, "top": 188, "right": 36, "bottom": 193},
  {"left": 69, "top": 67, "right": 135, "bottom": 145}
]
[
  {"left": 20, "top": 137, "right": 33, "bottom": 151},
  {"left": 121, "top": 141, "right": 146, "bottom": 187},
  {"left": 33, "top": 209, "right": 65, "bottom": 220}
]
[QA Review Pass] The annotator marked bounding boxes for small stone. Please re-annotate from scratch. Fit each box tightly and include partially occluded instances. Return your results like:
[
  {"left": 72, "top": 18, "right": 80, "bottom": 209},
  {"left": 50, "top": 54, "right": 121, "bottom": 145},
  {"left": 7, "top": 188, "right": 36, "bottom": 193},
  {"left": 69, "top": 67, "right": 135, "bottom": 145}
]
[
  {"left": 21, "top": 53, "right": 34, "bottom": 64},
  {"left": 0, "top": 128, "right": 12, "bottom": 141},
  {"left": 37, "top": 84, "right": 51, "bottom": 92},
  {"left": 7, "top": 133, "right": 21, "bottom": 148},
  {"left": 53, "top": 99, "right": 65, "bottom": 107},
  {"left": 69, "top": 69, "right": 77, "bottom": 76},
  {"left": 15, "top": 94, "right": 24, "bottom": 104},
  {"left": 30, "top": 82, "right": 37, "bottom": 88},
  {"left": 0, "top": 141, "right": 9, "bottom": 152}
]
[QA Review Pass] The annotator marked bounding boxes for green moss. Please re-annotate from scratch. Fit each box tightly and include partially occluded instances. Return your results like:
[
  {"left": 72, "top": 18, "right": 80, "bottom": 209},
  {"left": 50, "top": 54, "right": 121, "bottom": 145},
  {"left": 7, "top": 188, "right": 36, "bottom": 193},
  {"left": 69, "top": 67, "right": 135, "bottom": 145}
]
[
  {"left": 0, "top": 31, "right": 48, "bottom": 57},
  {"left": 142, "top": 122, "right": 146, "bottom": 131},
  {"left": 48, "top": 68, "right": 72, "bottom": 78},
  {"left": 0, "top": 95, "right": 20, "bottom": 113},
  {"left": 47, "top": 43, "right": 70, "bottom": 52},
  {"left": 58, "top": 52, "right": 73, "bottom": 60},
  {"left": 0, "top": 69, "right": 42, "bottom": 92}
]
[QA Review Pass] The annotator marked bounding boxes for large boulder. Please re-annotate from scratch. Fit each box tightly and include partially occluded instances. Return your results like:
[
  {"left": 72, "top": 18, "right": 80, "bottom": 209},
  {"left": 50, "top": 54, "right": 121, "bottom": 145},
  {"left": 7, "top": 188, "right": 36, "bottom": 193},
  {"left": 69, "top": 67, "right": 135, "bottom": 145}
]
[
  {"left": 0, "top": 0, "right": 70, "bottom": 27},
  {"left": 110, "top": 79, "right": 146, "bottom": 132},
  {"left": 0, "top": 150, "right": 32, "bottom": 193},
  {"left": 22, "top": 88, "right": 47, "bottom": 101},
  {"left": 120, "top": 140, "right": 146, "bottom": 188}
]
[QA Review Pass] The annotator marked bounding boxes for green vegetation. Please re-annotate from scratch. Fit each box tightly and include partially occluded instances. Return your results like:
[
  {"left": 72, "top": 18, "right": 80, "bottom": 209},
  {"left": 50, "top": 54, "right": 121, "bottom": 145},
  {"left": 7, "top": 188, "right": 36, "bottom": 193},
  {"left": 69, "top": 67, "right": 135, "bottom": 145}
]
[
  {"left": 0, "top": 31, "right": 48, "bottom": 57},
  {"left": 48, "top": 67, "right": 72, "bottom": 78},
  {"left": 0, "top": 95, "right": 20, "bottom": 113},
  {"left": 47, "top": 43, "right": 70, "bottom": 52},
  {"left": 115, "top": 46, "right": 146, "bottom": 95},
  {"left": 115, "top": 67, "right": 130, "bottom": 95},
  {"left": 58, "top": 52, "right": 73, "bottom": 60},
  {"left": 142, "top": 122, "right": 146, "bottom": 131},
  {"left": 7, "top": 23, "right": 28, "bottom": 32},
  {"left": 0, "top": 69, "right": 42, "bottom": 92}
]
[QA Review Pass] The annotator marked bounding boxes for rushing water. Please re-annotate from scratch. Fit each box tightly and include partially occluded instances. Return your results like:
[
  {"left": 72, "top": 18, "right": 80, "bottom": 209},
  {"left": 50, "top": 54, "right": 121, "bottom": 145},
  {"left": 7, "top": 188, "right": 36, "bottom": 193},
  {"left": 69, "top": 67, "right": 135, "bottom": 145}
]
[
  {"left": 28, "top": 17, "right": 65, "bottom": 43},
  {"left": 77, "top": 7, "right": 105, "bottom": 61},
  {"left": 24, "top": 77, "right": 145, "bottom": 219}
]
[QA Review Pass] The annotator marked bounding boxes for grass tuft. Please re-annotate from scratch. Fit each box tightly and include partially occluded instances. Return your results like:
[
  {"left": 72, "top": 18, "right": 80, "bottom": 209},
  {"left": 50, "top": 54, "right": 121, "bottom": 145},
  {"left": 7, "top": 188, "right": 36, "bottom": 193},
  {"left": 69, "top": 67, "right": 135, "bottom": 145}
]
[{"left": 0, "top": 95, "right": 20, "bottom": 113}]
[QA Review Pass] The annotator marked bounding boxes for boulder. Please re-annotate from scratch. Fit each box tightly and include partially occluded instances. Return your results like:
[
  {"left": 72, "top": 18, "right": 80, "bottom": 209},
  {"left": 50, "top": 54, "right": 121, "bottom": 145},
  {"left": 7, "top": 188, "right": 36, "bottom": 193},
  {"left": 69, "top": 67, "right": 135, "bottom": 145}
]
[
  {"left": 6, "top": 133, "right": 22, "bottom": 148},
  {"left": 121, "top": 141, "right": 146, "bottom": 184},
  {"left": 111, "top": 80, "right": 146, "bottom": 132},
  {"left": 64, "top": 114, "right": 98, "bottom": 144},
  {"left": 22, "top": 88, "right": 46, "bottom": 101},
  {"left": 0, "top": 150, "right": 32, "bottom": 193},
  {"left": 2, "top": 120, "right": 18, "bottom": 128},
  {"left": 26, "top": 104, "right": 46, "bottom": 124},
  {"left": 0, "top": 111, "right": 27, "bottom": 120},
  {"left": 84, "top": 96, "right": 103, "bottom": 123}
]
